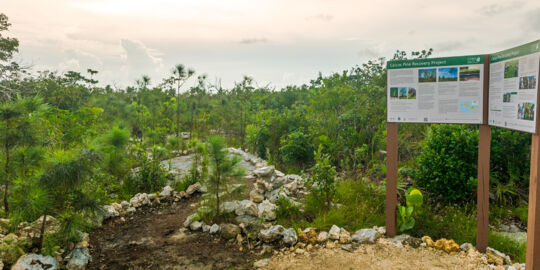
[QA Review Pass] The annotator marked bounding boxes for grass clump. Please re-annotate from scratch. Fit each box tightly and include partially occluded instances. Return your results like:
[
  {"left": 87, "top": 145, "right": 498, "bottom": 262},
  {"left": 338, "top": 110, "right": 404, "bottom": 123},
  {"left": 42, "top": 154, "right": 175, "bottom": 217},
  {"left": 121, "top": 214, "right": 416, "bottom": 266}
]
[
  {"left": 303, "top": 179, "right": 385, "bottom": 231},
  {"left": 489, "top": 232, "right": 526, "bottom": 263}
]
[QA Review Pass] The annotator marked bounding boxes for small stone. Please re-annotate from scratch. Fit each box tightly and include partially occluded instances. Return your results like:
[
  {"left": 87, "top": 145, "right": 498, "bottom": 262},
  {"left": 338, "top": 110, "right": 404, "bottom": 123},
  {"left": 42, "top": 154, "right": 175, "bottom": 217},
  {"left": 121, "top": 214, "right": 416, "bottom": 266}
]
[
  {"left": 202, "top": 225, "right": 211, "bottom": 232},
  {"left": 66, "top": 248, "right": 91, "bottom": 270},
  {"left": 352, "top": 229, "right": 379, "bottom": 244},
  {"left": 221, "top": 224, "right": 241, "bottom": 239},
  {"left": 329, "top": 225, "right": 340, "bottom": 240},
  {"left": 421, "top": 236, "right": 435, "bottom": 247},
  {"left": 282, "top": 228, "right": 298, "bottom": 246},
  {"left": 295, "top": 248, "right": 305, "bottom": 254},
  {"left": 12, "top": 254, "right": 59, "bottom": 270},
  {"left": 250, "top": 190, "right": 264, "bottom": 203},
  {"left": 209, "top": 224, "right": 220, "bottom": 234},
  {"left": 486, "top": 247, "right": 512, "bottom": 265},
  {"left": 186, "top": 182, "right": 202, "bottom": 195},
  {"left": 254, "top": 166, "right": 275, "bottom": 177},
  {"left": 260, "top": 225, "right": 285, "bottom": 243},
  {"left": 317, "top": 231, "right": 329, "bottom": 243},
  {"left": 159, "top": 185, "right": 174, "bottom": 197},
  {"left": 326, "top": 241, "right": 336, "bottom": 249},
  {"left": 339, "top": 229, "right": 352, "bottom": 244},
  {"left": 341, "top": 244, "right": 355, "bottom": 252},
  {"left": 235, "top": 200, "right": 259, "bottom": 217},
  {"left": 254, "top": 258, "right": 270, "bottom": 268},
  {"left": 460, "top": 243, "right": 475, "bottom": 252},
  {"left": 189, "top": 221, "right": 202, "bottom": 231},
  {"left": 258, "top": 200, "right": 277, "bottom": 221},
  {"left": 183, "top": 213, "right": 199, "bottom": 228}
]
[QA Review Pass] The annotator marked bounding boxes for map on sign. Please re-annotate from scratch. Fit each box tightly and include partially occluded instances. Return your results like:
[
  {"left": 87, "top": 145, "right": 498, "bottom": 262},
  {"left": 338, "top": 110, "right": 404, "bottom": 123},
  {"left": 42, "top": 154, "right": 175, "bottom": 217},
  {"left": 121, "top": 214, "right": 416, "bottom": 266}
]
[
  {"left": 387, "top": 55, "right": 485, "bottom": 124},
  {"left": 488, "top": 40, "right": 540, "bottom": 133}
]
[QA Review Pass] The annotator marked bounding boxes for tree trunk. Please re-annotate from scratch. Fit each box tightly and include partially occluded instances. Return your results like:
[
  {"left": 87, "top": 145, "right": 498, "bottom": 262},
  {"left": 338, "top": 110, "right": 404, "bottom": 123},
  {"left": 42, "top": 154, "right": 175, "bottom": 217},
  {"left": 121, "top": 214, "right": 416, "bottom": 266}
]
[
  {"left": 38, "top": 214, "right": 47, "bottom": 253},
  {"left": 176, "top": 81, "right": 180, "bottom": 140}
]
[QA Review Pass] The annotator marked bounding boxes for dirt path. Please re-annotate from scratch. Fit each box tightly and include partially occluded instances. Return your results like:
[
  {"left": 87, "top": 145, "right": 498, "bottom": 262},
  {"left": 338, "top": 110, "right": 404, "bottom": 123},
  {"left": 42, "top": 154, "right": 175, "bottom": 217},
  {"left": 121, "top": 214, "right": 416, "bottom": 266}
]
[
  {"left": 87, "top": 198, "right": 260, "bottom": 270},
  {"left": 263, "top": 240, "right": 491, "bottom": 270}
]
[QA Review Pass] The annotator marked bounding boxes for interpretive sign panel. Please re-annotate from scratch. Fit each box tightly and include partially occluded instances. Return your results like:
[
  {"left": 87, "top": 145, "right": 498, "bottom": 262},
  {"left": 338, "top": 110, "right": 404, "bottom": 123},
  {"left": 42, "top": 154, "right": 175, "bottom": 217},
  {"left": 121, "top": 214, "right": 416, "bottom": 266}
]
[
  {"left": 489, "top": 40, "right": 540, "bottom": 133},
  {"left": 387, "top": 55, "right": 485, "bottom": 123}
]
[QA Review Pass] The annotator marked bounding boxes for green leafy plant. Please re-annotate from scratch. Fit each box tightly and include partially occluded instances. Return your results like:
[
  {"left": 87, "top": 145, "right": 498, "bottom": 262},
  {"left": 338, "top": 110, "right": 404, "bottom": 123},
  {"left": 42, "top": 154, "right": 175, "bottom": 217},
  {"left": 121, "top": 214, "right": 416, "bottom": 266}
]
[
  {"left": 416, "top": 124, "right": 478, "bottom": 202},
  {"left": 398, "top": 187, "right": 423, "bottom": 232},
  {"left": 308, "top": 145, "right": 338, "bottom": 210}
]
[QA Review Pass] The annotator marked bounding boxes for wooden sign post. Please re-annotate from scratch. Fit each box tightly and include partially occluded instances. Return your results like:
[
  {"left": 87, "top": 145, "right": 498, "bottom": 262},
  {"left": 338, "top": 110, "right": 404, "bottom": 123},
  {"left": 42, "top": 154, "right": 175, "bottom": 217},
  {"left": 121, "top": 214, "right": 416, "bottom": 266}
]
[
  {"left": 385, "top": 122, "right": 398, "bottom": 237},
  {"left": 525, "top": 59, "right": 540, "bottom": 270},
  {"left": 476, "top": 55, "right": 491, "bottom": 253}
]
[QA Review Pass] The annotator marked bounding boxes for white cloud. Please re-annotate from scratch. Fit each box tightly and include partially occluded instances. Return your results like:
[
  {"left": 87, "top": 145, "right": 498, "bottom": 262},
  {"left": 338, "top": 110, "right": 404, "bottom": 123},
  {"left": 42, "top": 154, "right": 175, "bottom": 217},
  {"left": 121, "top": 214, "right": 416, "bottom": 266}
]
[{"left": 120, "top": 39, "right": 164, "bottom": 83}]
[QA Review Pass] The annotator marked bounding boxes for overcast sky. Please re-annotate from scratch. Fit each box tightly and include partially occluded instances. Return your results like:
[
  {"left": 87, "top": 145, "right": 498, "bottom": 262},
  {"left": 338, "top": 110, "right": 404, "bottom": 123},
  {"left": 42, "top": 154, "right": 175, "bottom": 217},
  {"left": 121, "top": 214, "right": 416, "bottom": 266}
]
[{"left": 2, "top": 0, "right": 540, "bottom": 90}]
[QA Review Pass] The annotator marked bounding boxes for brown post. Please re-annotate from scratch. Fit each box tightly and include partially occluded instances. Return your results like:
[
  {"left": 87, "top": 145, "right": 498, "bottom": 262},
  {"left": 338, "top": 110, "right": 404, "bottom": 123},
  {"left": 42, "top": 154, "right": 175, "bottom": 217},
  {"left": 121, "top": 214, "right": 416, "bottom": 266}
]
[
  {"left": 476, "top": 124, "right": 491, "bottom": 252},
  {"left": 476, "top": 55, "right": 491, "bottom": 253},
  {"left": 525, "top": 60, "right": 540, "bottom": 270},
  {"left": 386, "top": 122, "right": 398, "bottom": 237},
  {"left": 527, "top": 134, "right": 540, "bottom": 270}
]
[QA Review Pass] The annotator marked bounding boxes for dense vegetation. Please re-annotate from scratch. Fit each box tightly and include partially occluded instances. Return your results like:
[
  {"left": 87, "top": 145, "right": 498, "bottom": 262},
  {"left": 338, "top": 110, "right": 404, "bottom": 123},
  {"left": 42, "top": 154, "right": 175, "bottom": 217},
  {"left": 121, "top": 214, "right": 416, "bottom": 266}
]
[{"left": 0, "top": 13, "right": 531, "bottom": 262}]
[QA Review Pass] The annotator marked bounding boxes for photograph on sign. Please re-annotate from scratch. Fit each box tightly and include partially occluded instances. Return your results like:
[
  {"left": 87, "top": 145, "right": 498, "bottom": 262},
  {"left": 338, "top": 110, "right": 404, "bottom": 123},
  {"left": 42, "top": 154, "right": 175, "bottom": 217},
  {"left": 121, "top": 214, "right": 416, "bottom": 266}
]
[
  {"left": 387, "top": 56, "right": 485, "bottom": 124},
  {"left": 488, "top": 40, "right": 540, "bottom": 133}
]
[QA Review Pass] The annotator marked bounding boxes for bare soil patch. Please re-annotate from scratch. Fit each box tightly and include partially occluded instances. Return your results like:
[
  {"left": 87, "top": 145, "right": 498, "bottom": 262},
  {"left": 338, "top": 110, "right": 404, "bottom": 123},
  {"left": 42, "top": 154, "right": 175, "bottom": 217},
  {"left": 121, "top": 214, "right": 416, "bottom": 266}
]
[{"left": 88, "top": 198, "right": 260, "bottom": 270}]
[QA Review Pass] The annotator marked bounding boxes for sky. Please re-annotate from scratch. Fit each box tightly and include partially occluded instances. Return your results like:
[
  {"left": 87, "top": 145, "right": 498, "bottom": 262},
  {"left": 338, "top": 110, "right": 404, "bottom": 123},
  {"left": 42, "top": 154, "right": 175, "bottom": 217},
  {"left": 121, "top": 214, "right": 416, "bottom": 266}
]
[{"left": 2, "top": 0, "right": 540, "bottom": 90}]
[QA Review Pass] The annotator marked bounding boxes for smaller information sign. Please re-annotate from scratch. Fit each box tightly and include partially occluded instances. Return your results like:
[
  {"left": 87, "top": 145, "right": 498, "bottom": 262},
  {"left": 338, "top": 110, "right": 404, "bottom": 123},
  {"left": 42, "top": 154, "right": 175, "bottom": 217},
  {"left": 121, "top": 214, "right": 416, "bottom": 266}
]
[
  {"left": 488, "top": 40, "right": 540, "bottom": 133},
  {"left": 387, "top": 55, "right": 485, "bottom": 124}
]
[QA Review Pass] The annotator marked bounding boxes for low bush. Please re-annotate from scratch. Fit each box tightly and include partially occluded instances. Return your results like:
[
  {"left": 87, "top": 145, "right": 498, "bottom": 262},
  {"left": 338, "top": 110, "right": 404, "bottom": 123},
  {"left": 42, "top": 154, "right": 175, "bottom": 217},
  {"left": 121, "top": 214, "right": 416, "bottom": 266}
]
[{"left": 416, "top": 124, "right": 478, "bottom": 203}]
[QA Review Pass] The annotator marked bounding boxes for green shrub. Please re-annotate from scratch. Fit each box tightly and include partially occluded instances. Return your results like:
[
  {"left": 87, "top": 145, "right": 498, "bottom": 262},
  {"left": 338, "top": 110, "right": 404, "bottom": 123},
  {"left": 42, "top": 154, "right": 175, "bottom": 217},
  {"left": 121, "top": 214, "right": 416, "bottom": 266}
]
[
  {"left": 121, "top": 148, "right": 170, "bottom": 198},
  {"left": 513, "top": 204, "right": 528, "bottom": 225},
  {"left": 490, "top": 127, "right": 530, "bottom": 194},
  {"left": 280, "top": 130, "right": 314, "bottom": 169},
  {"left": 308, "top": 145, "right": 338, "bottom": 209},
  {"left": 416, "top": 125, "right": 478, "bottom": 203}
]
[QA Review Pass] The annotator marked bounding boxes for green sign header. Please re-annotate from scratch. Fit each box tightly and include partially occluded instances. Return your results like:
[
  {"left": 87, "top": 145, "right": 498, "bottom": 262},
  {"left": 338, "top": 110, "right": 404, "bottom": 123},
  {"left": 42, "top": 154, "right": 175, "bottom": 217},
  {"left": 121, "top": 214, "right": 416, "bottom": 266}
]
[
  {"left": 490, "top": 39, "right": 540, "bottom": 63},
  {"left": 387, "top": 55, "right": 484, "bottom": 69}
]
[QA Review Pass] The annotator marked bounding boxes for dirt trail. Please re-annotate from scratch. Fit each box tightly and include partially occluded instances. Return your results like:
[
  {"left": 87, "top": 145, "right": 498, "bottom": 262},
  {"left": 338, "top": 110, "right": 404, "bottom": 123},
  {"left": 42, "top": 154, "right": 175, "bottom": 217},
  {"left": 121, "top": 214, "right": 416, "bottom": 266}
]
[
  {"left": 264, "top": 241, "right": 491, "bottom": 270},
  {"left": 87, "top": 199, "right": 495, "bottom": 270},
  {"left": 87, "top": 198, "right": 259, "bottom": 270}
]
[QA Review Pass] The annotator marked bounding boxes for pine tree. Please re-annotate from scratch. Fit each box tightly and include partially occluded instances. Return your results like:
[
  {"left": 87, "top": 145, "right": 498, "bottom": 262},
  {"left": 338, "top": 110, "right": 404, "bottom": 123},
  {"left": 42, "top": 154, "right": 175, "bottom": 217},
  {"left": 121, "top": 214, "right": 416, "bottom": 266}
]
[{"left": 207, "top": 136, "right": 243, "bottom": 217}]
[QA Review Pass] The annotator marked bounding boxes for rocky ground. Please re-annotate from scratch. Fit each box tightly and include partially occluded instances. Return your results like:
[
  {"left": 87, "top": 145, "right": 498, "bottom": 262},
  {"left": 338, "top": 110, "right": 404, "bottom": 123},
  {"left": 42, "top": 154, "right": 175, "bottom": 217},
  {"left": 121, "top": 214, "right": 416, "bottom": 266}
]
[{"left": 0, "top": 148, "right": 528, "bottom": 269}]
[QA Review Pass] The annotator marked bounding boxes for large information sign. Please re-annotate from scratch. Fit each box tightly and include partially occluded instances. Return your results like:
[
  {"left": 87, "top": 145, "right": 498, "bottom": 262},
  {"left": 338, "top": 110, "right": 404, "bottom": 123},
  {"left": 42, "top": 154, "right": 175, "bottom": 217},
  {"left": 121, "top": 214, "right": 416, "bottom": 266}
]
[
  {"left": 387, "top": 55, "right": 485, "bottom": 123},
  {"left": 488, "top": 40, "right": 540, "bottom": 133}
]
